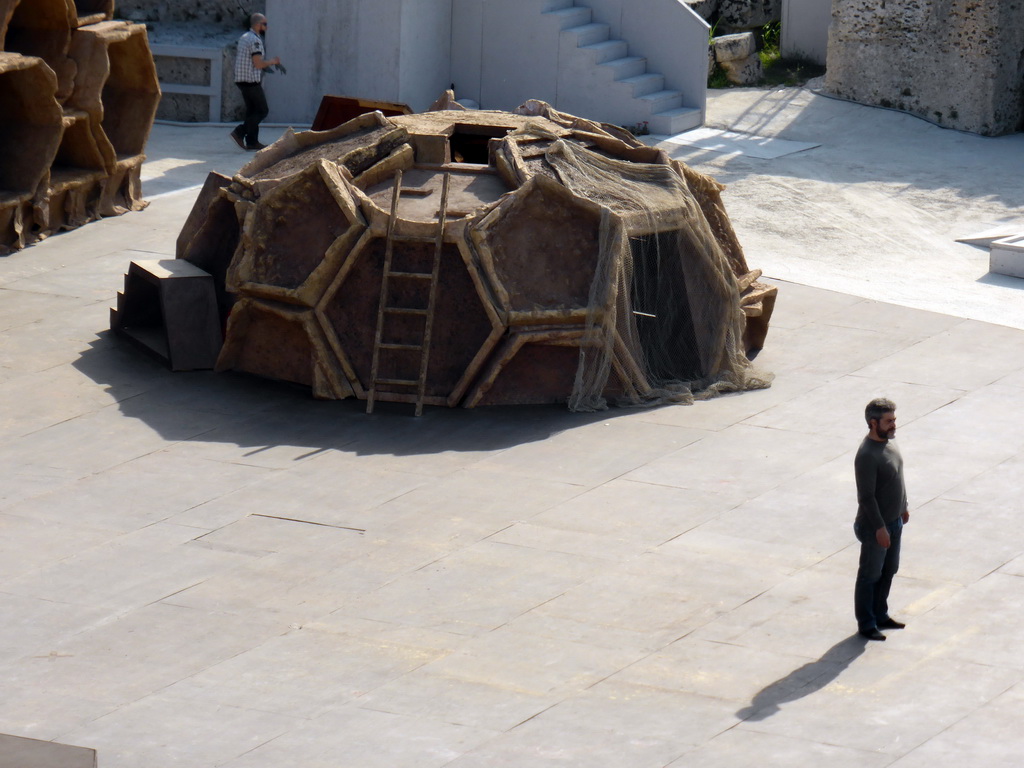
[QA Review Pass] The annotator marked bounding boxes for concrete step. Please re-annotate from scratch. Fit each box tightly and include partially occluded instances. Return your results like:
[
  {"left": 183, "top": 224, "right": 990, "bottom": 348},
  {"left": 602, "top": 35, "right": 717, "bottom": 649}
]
[
  {"left": 562, "top": 22, "right": 611, "bottom": 47},
  {"left": 600, "top": 55, "right": 647, "bottom": 81},
  {"left": 648, "top": 106, "right": 703, "bottom": 135},
  {"left": 579, "top": 38, "right": 629, "bottom": 64},
  {"left": 544, "top": 6, "right": 593, "bottom": 30},
  {"left": 620, "top": 72, "right": 665, "bottom": 97},
  {"left": 638, "top": 88, "right": 684, "bottom": 114}
]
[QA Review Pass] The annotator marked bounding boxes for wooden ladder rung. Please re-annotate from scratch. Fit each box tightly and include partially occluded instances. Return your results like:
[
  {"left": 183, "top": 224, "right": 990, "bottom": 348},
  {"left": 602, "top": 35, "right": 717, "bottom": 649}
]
[
  {"left": 384, "top": 307, "right": 428, "bottom": 316},
  {"left": 389, "top": 271, "right": 432, "bottom": 279}
]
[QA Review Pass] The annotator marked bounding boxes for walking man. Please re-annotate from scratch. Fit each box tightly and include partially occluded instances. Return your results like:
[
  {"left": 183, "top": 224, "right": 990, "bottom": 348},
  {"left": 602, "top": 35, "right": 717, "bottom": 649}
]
[
  {"left": 230, "top": 13, "right": 281, "bottom": 151},
  {"left": 854, "top": 397, "right": 911, "bottom": 640}
]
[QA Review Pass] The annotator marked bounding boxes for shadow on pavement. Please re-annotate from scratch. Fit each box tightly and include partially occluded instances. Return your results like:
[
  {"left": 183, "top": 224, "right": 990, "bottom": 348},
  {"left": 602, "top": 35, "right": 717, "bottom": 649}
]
[
  {"left": 72, "top": 331, "right": 621, "bottom": 457},
  {"left": 735, "top": 634, "right": 868, "bottom": 721}
]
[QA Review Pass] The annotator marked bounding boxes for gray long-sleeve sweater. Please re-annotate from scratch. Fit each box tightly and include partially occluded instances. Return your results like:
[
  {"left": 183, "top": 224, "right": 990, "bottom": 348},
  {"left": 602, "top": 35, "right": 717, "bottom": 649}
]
[{"left": 854, "top": 437, "right": 908, "bottom": 531}]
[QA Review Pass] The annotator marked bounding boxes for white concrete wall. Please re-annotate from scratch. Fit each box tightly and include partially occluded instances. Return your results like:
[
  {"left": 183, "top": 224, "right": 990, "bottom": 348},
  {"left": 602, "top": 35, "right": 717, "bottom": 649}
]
[
  {"left": 781, "top": 0, "right": 831, "bottom": 65},
  {"left": 451, "top": 0, "right": 564, "bottom": 110},
  {"left": 264, "top": 0, "right": 450, "bottom": 123},
  {"left": 263, "top": 0, "right": 366, "bottom": 123},
  {"left": 399, "top": 0, "right": 453, "bottom": 110},
  {"left": 450, "top": 0, "right": 484, "bottom": 102}
]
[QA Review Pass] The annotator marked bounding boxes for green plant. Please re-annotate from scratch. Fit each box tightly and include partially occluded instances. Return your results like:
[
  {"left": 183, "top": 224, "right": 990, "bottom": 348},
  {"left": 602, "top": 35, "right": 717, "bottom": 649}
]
[
  {"left": 759, "top": 20, "right": 781, "bottom": 52},
  {"left": 707, "top": 64, "right": 731, "bottom": 89}
]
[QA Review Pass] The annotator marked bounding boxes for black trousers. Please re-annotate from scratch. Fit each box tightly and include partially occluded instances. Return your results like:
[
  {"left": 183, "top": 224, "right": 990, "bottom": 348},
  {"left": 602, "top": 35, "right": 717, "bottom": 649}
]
[{"left": 235, "top": 82, "right": 269, "bottom": 147}]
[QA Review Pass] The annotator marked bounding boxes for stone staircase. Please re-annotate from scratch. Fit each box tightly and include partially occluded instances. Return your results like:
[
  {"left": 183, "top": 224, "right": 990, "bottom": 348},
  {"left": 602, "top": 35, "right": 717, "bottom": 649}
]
[{"left": 543, "top": 1, "right": 702, "bottom": 135}]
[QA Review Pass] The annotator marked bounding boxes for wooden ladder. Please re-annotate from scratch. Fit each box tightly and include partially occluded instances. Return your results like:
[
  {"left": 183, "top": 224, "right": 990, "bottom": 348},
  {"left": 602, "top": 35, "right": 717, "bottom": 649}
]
[{"left": 367, "top": 170, "right": 451, "bottom": 416}]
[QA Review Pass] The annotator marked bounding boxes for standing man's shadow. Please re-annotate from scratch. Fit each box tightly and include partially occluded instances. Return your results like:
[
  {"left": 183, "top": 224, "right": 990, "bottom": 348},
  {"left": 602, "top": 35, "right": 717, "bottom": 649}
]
[{"left": 736, "top": 634, "right": 869, "bottom": 721}]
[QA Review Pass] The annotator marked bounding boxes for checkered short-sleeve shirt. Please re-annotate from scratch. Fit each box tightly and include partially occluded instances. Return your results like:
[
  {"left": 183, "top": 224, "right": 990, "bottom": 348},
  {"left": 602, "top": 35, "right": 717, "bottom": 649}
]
[{"left": 234, "top": 30, "right": 265, "bottom": 83}]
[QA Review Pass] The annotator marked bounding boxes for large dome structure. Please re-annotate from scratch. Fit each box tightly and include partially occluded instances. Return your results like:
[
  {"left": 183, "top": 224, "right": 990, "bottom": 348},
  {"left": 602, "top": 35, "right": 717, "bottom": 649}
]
[{"left": 167, "top": 98, "right": 776, "bottom": 412}]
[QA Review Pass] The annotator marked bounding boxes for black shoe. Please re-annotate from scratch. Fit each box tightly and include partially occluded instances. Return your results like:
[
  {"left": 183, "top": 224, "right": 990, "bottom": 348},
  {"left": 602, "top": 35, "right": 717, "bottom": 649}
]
[
  {"left": 245, "top": 141, "right": 266, "bottom": 151},
  {"left": 859, "top": 627, "right": 886, "bottom": 641},
  {"left": 229, "top": 130, "right": 245, "bottom": 150},
  {"left": 878, "top": 617, "right": 906, "bottom": 630}
]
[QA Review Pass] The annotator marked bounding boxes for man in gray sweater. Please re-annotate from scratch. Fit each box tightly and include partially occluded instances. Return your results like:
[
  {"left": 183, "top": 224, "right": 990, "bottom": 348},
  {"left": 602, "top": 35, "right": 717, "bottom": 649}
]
[{"left": 854, "top": 397, "right": 911, "bottom": 641}]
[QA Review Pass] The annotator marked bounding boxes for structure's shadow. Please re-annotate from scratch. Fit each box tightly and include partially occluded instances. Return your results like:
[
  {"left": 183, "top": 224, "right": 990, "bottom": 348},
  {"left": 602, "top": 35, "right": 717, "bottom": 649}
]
[
  {"left": 736, "top": 634, "right": 868, "bottom": 721},
  {"left": 71, "top": 331, "right": 627, "bottom": 458},
  {"left": 976, "top": 271, "right": 1024, "bottom": 288}
]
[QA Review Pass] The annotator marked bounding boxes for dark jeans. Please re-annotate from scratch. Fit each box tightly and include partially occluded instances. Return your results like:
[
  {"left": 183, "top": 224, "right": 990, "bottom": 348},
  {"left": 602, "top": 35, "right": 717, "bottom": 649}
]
[
  {"left": 854, "top": 517, "right": 902, "bottom": 632},
  {"left": 235, "top": 82, "right": 269, "bottom": 147}
]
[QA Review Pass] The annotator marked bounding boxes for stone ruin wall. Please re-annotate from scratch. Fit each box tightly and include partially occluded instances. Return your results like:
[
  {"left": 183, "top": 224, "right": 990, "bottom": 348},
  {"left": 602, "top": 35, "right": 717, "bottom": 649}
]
[
  {"left": 826, "top": 0, "right": 1024, "bottom": 136},
  {"left": 115, "top": 0, "right": 264, "bottom": 25}
]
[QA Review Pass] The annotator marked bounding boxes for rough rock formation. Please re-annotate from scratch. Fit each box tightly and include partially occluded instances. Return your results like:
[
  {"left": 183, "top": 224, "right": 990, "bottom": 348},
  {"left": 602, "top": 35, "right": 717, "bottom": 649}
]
[
  {"left": 1, "top": 0, "right": 159, "bottom": 252},
  {"left": 717, "top": 0, "right": 779, "bottom": 31},
  {"left": 115, "top": 0, "right": 262, "bottom": 25},
  {"left": 712, "top": 32, "right": 762, "bottom": 85},
  {"left": 167, "top": 101, "right": 775, "bottom": 411},
  {"left": 826, "top": 0, "right": 1024, "bottom": 136}
]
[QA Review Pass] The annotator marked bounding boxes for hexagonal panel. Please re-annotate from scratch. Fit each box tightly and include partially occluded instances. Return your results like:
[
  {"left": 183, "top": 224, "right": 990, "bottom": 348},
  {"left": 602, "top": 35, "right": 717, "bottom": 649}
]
[
  {"left": 5, "top": 0, "right": 75, "bottom": 101},
  {"left": 216, "top": 298, "right": 352, "bottom": 400},
  {"left": 464, "top": 327, "right": 631, "bottom": 408},
  {"left": 317, "top": 229, "right": 503, "bottom": 404},
  {"left": 0, "top": 53, "right": 62, "bottom": 196},
  {"left": 229, "top": 159, "right": 366, "bottom": 308},
  {"left": 470, "top": 172, "right": 605, "bottom": 326},
  {"left": 180, "top": 186, "right": 244, "bottom": 324},
  {"left": 66, "top": 21, "right": 160, "bottom": 168}
]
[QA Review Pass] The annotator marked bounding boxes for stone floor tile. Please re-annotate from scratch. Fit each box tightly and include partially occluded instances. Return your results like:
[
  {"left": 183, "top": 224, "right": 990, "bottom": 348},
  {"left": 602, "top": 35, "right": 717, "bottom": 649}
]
[
  {"left": 757, "top": 280, "right": 864, "bottom": 331},
  {"left": 353, "top": 669, "right": 561, "bottom": 732},
  {"left": 665, "top": 728, "right": 893, "bottom": 768},
  {"left": 623, "top": 423, "right": 845, "bottom": 501},
  {"left": 164, "top": 624, "right": 446, "bottom": 718},
  {"left": 884, "top": 681, "right": 1024, "bottom": 768},
  {"left": 942, "top": 449, "right": 1024, "bottom": 507},
  {"left": 0, "top": 604, "right": 286, "bottom": 735},
  {"left": 415, "top": 625, "right": 643, "bottom": 699},
  {"left": 219, "top": 705, "right": 498, "bottom": 768},
  {"left": 899, "top": 497, "right": 1024, "bottom": 585},
  {"left": 472, "top": 415, "right": 708, "bottom": 488},
  {"left": 57, "top": 693, "right": 301, "bottom": 768},
  {"left": 445, "top": 680, "right": 736, "bottom": 768},
  {"left": 4, "top": 449, "right": 274, "bottom": 533},
  {"left": 899, "top": 383, "right": 1024, "bottom": 452},
  {"left": 854, "top": 320, "right": 1024, "bottom": 389},
  {"left": 526, "top": 477, "right": 736, "bottom": 551},
  {"left": 0, "top": 512, "right": 118, "bottom": 582},
  {"left": 817, "top": 297, "right": 965, "bottom": 340},
  {"left": 1, "top": 522, "right": 258, "bottom": 610},
  {"left": 0, "top": 593, "right": 109, "bottom": 666},
  {"left": 741, "top": 374, "right": 965, "bottom": 439},
  {"left": 753, "top": 321, "right": 923, "bottom": 379},
  {"left": 338, "top": 540, "right": 602, "bottom": 635}
]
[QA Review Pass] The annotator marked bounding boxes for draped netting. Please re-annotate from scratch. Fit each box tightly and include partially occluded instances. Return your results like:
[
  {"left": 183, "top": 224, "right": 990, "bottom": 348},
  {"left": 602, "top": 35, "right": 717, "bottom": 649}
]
[{"left": 535, "top": 135, "right": 772, "bottom": 411}]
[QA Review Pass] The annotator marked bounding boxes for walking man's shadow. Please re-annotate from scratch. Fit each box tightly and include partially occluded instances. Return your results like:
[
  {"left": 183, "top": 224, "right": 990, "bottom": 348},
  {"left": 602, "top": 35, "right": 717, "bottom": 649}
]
[{"left": 736, "top": 634, "right": 868, "bottom": 721}]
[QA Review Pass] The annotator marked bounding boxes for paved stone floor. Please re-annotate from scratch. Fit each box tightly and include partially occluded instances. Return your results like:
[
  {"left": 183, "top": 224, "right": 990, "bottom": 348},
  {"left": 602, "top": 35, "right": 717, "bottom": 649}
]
[{"left": 2, "top": 90, "right": 1024, "bottom": 767}]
